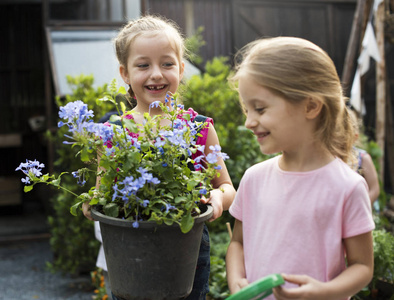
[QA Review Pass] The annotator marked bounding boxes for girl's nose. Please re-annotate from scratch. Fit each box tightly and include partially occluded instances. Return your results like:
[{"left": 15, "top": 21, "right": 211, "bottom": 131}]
[
  {"left": 150, "top": 65, "right": 163, "bottom": 80},
  {"left": 245, "top": 114, "right": 257, "bottom": 129}
]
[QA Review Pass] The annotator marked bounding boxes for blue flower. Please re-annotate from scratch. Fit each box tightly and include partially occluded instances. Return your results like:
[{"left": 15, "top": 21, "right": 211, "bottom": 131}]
[
  {"left": 132, "top": 220, "right": 139, "bottom": 228},
  {"left": 21, "top": 177, "right": 30, "bottom": 184},
  {"left": 199, "top": 188, "right": 207, "bottom": 195},
  {"left": 163, "top": 203, "right": 176, "bottom": 212},
  {"left": 154, "top": 137, "right": 166, "bottom": 148},
  {"left": 15, "top": 159, "right": 45, "bottom": 184},
  {"left": 58, "top": 101, "right": 94, "bottom": 134},
  {"left": 150, "top": 178, "right": 160, "bottom": 185},
  {"left": 206, "top": 153, "right": 218, "bottom": 164},
  {"left": 150, "top": 101, "right": 161, "bottom": 108},
  {"left": 197, "top": 145, "right": 205, "bottom": 153},
  {"left": 142, "top": 200, "right": 150, "bottom": 207}
]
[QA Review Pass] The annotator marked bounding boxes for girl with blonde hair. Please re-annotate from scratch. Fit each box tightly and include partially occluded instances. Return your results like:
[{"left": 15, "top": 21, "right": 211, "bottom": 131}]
[{"left": 226, "top": 37, "right": 374, "bottom": 299}]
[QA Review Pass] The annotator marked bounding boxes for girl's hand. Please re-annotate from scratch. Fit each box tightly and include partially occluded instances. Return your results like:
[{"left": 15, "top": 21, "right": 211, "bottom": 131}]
[
  {"left": 229, "top": 278, "right": 249, "bottom": 294},
  {"left": 273, "top": 274, "right": 328, "bottom": 300},
  {"left": 82, "top": 202, "right": 94, "bottom": 221},
  {"left": 200, "top": 188, "right": 224, "bottom": 222}
]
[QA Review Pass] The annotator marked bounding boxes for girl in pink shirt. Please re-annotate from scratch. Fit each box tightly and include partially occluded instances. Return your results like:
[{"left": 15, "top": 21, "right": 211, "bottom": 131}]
[{"left": 226, "top": 37, "right": 375, "bottom": 300}]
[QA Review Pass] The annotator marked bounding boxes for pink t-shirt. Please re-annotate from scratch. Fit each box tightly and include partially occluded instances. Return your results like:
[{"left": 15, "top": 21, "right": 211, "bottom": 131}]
[{"left": 229, "top": 156, "right": 375, "bottom": 300}]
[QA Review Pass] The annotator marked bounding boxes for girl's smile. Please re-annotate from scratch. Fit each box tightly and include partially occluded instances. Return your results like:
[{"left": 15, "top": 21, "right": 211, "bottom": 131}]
[
  {"left": 119, "top": 33, "right": 184, "bottom": 113},
  {"left": 254, "top": 131, "right": 270, "bottom": 143},
  {"left": 239, "top": 75, "right": 308, "bottom": 155}
]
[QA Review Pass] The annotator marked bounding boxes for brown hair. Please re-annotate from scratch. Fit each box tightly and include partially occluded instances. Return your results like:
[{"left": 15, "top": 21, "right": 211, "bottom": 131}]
[{"left": 230, "top": 37, "right": 355, "bottom": 163}]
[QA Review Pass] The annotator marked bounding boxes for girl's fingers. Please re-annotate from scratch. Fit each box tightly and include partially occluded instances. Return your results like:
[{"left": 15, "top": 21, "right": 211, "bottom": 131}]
[{"left": 282, "top": 274, "right": 309, "bottom": 286}]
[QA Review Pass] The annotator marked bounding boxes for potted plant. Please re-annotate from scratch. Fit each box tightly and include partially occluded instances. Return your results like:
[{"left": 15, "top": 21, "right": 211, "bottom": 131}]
[{"left": 15, "top": 82, "right": 229, "bottom": 299}]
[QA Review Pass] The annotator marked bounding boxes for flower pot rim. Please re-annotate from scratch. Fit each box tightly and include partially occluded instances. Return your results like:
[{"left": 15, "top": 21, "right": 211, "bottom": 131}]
[{"left": 91, "top": 204, "right": 213, "bottom": 229}]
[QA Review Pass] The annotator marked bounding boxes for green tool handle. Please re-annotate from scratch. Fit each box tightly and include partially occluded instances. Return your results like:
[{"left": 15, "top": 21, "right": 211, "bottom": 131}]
[{"left": 226, "top": 274, "right": 285, "bottom": 300}]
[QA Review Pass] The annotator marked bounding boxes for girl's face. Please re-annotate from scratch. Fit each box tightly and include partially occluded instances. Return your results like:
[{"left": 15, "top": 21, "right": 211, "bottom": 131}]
[
  {"left": 239, "top": 75, "right": 308, "bottom": 155},
  {"left": 120, "top": 33, "right": 184, "bottom": 112}
]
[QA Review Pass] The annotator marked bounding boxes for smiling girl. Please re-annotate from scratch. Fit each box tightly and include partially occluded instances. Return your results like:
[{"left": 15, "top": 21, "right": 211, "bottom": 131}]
[
  {"left": 83, "top": 15, "right": 236, "bottom": 300},
  {"left": 226, "top": 37, "right": 374, "bottom": 300}
]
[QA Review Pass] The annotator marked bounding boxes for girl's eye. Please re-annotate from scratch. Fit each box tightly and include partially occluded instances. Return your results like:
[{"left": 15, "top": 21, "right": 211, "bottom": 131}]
[
  {"left": 137, "top": 64, "right": 149, "bottom": 68},
  {"left": 163, "top": 62, "right": 175, "bottom": 67},
  {"left": 255, "top": 108, "right": 265, "bottom": 114}
]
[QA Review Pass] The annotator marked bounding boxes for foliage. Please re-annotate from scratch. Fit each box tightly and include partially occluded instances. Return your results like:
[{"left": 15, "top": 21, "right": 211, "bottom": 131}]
[
  {"left": 371, "top": 229, "right": 394, "bottom": 288},
  {"left": 208, "top": 231, "right": 231, "bottom": 299},
  {"left": 354, "top": 229, "right": 394, "bottom": 299},
  {"left": 45, "top": 74, "right": 116, "bottom": 275},
  {"left": 17, "top": 82, "right": 229, "bottom": 234},
  {"left": 184, "top": 26, "right": 206, "bottom": 66},
  {"left": 46, "top": 188, "right": 100, "bottom": 275}
]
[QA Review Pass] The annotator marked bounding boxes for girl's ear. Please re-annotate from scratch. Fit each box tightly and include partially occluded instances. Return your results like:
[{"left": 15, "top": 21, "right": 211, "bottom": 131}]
[
  {"left": 305, "top": 97, "right": 323, "bottom": 120},
  {"left": 119, "top": 65, "right": 129, "bottom": 84},
  {"left": 179, "top": 61, "right": 185, "bottom": 80}
]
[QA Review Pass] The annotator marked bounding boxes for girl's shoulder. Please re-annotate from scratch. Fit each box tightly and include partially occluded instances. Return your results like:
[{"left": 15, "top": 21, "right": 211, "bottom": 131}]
[{"left": 244, "top": 156, "right": 279, "bottom": 177}]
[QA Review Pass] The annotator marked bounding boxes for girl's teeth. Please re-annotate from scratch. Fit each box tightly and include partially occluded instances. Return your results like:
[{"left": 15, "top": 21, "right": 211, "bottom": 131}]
[{"left": 148, "top": 85, "right": 164, "bottom": 90}]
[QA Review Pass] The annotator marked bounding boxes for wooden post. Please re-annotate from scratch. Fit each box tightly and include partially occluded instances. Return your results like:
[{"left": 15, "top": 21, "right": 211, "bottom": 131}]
[
  {"left": 342, "top": 0, "right": 368, "bottom": 94},
  {"left": 375, "top": 1, "right": 386, "bottom": 182},
  {"left": 386, "top": 80, "right": 394, "bottom": 193}
]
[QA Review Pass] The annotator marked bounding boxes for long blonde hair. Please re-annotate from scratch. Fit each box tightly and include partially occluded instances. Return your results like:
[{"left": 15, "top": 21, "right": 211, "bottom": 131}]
[{"left": 230, "top": 37, "right": 355, "bottom": 163}]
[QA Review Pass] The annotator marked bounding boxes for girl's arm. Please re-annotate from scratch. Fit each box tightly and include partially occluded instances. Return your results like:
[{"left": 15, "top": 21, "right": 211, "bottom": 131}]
[
  {"left": 201, "top": 123, "right": 236, "bottom": 221},
  {"left": 273, "top": 231, "right": 374, "bottom": 300},
  {"left": 362, "top": 153, "right": 380, "bottom": 204},
  {"left": 226, "top": 219, "right": 249, "bottom": 294}
]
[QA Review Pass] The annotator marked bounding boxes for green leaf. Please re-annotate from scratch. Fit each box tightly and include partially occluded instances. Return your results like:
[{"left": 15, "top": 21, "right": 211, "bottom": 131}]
[
  {"left": 119, "top": 86, "right": 127, "bottom": 95},
  {"left": 187, "top": 180, "right": 199, "bottom": 191},
  {"left": 51, "top": 177, "right": 61, "bottom": 187},
  {"left": 174, "top": 196, "right": 187, "bottom": 204},
  {"left": 80, "top": 147, "right": 90, "bottom": 162},
  {"left": 24, "top": 185, "right": 34, "bottom": 192},
  {"left": 141, "top": 142, "right": 150, "bottom": 152},
  {"left": 180, "top": 213, "right": 194, "bottom": 233},
  {"left": 109, "top": 114, "right": 121, "bottom": 123},
  {"left": 123, "top": 118, "right": 138, "bottom": 132},
  {"left": 103, "top": 203, "right": 119, "bottom": 218},
  {"left": 70, "top": 201, "right": 82, "bottom": 216},
  {"left": 96, "top": 95, "right": 113, "bottom": 104}
]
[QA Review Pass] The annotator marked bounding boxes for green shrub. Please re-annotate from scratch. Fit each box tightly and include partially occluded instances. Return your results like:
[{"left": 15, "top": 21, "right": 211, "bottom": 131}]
[
  {"left": 209, "top": 231, "right": 232, "bottom": 299},
  {"left": 372, "top": 229, "right": 394, "bottom": 288},
  {"left": 46, "top": 74, "right": 128, "bottom": 275}
]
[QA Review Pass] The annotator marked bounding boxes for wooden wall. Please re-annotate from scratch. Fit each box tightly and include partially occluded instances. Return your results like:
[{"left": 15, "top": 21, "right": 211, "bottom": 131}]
[{"left": 142, "top": 0, "right": 357, "bottom": 77}]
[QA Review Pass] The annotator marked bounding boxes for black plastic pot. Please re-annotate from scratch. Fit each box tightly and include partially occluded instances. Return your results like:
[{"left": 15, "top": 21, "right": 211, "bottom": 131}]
[{"left": 91, "top": 205, "right": 213, "bottom": 300}]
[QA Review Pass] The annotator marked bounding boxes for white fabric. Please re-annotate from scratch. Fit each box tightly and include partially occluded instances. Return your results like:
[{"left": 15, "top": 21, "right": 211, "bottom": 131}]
[{"left": 94, "top": 221, "right": 107, "bottom": 270}]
